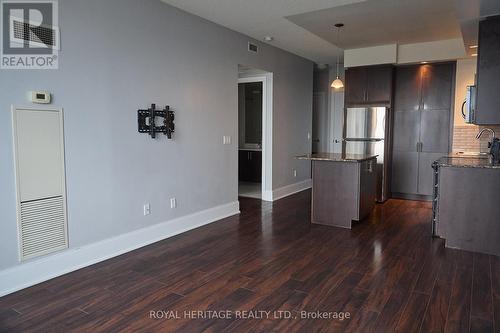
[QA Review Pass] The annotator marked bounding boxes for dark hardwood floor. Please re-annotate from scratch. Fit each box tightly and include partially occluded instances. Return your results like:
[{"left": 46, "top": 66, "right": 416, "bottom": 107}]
[{"left": 0, "top": 190, "right": 498, "bottom": 332}]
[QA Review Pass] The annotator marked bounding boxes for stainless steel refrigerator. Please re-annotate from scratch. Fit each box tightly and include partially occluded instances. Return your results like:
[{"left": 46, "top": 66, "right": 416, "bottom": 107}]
[{"left": 343, "top": 107, "right": 389, "bottom": 202}]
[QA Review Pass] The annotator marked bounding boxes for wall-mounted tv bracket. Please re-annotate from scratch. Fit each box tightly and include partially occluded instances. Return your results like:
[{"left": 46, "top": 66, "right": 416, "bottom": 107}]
[{"left": 137, "top": 103, "right": 175, "bottom": 139}]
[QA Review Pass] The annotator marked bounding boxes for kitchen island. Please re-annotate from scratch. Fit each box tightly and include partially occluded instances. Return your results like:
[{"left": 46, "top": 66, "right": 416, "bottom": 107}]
[
  {"left": 297, "top": 153, "right": 378, "bottom": 229},
  {"left": 433, "top": 155, "right": 500, "bottom": 256}
]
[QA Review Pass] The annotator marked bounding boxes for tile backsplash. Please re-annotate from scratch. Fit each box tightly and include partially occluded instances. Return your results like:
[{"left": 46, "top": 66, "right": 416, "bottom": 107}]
[{"left": 453, "top": 125, "right": 500, "bottom": 153}]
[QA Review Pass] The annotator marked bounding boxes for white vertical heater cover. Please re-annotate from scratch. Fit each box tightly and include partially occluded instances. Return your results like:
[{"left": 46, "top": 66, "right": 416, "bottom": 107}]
[{"left": 12, "top": 108, "right": 68, "bottom": 261}]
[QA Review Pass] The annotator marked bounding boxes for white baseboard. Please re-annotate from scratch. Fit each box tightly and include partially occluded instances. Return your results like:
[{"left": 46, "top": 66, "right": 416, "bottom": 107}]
[
  {"left": 261, "top": 190, "right": 273, "bottom": 202},
  {"left": 0, "top": 201, "right": 240, "bottom": 297},
  {"left": 271, "top": 179, "right": 312, "bottom": 201}
]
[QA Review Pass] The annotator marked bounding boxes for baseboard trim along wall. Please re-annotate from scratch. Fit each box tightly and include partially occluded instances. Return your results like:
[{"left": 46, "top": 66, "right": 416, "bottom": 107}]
[
  {"left": 0, "top": 201, "right": 240, "bottom": 297},
  {"left": 271, "top": 179, "right": 312, "bottom": 201}
]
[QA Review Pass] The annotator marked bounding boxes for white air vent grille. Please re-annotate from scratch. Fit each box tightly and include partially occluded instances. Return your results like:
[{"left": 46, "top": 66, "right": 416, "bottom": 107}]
[{"left": 19, "top": 196, "right": 67, "bottom": 260}]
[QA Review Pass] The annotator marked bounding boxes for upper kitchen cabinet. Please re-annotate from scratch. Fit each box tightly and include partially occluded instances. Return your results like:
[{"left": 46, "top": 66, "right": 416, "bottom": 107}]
[
  {"left": 393, "top": 66, "right": 421, "bottom": 111},
  {"left": 475, "top": 16, "right": 500, "bottom": 124},
  {"left": 421, "top": 64, "right": 453, "bottom": 110},
  {"left": 345, "top": 65, "right": 393, "bottom": 106},
  {"left": 345, "top": 67, "right": 367, "bottom": 104}
]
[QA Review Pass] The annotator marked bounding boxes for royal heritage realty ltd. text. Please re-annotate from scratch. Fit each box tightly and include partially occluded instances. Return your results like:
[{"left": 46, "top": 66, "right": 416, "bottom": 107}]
[{"left": 149, "top": 310, "right": 351, "bottom": 321}]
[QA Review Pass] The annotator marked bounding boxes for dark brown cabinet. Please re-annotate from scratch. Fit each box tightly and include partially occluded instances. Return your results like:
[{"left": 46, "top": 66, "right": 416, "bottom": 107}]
[
  {"left": 345, "top": 65, "right": 393, "bottom": 106},
  {"left": 391, "top": 63, "right": 454, "bottom": 198},
  {"left": 238, "top": 150, "right": 262, "bottom": 183},
  {"left": 345, "top": 67, "right": 367, "bottom": 105},
  {"left": 475, "top": 16, "right": 500, "bottom": 124}
]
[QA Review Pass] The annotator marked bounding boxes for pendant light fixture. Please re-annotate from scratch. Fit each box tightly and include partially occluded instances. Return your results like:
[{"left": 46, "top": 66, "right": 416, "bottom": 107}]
[{"left": 331, "top": 23, "right": 344, "bottom": 89}]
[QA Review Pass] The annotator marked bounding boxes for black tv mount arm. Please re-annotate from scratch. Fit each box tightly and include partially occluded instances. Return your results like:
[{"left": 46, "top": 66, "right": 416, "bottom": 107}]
[{"left": 137, "top": 103, "right": 175, "bottom": 139}]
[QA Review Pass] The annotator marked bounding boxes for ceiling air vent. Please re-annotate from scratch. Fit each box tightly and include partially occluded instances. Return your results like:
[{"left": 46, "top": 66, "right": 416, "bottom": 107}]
[{"left": 248, "top": 42, "right": 258, "bottom": 53}]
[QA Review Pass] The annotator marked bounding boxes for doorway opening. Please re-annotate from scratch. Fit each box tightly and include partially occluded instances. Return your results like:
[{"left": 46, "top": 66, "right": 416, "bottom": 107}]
[{"left": 238, "top": 65, "right": 273, "bottom": 201}]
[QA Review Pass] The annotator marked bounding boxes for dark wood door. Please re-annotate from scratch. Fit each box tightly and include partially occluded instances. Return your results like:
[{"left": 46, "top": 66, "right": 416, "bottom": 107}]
[
  {"left": 420, "top": 109, "right": 451, "bottom": 153},
  {"left": 394, "top": 65, "right": 422, "bottom": 111},
  {"left": 421, "top": 63, "right": 453, "bottom": 111},
  {"left": 391, "top": 63, "right": 454, "bottom": 197},
  {"left": 476, "top": 16, "right": 500, "bottom": 124},
  {"left": 391, "top": 151, "right": 419, "bottom": 195},
  {"left": 366, "top": 65, "right": 393, "bottom": 103},
  {"left": 418, "top": 63, "right": 453, "bottom": 196},
  {"left": 392, "top": 65, "right": 422, "bottom": 196},
  {"left": 345, "top": 67, "right": 367, "bottom": 105}
]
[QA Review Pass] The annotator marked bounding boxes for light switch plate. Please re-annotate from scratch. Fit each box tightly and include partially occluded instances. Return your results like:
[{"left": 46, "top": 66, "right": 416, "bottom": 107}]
[{"left": 143, "top": 203, "right": 151, "bottom": 216}]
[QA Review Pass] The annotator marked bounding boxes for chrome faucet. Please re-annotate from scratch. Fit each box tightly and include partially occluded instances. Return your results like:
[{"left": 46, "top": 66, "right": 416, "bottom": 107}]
[
  {"left": 475, "top": 127, "right": 496, "bottom": 140},
  {"left": 476, "top": 128, "right": 500, "bottom": 164}
]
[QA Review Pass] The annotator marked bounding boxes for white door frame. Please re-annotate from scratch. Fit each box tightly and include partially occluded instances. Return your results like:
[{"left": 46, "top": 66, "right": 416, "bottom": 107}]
[{"left": 238, "top": 73, "right": 273, "bottom": 201}]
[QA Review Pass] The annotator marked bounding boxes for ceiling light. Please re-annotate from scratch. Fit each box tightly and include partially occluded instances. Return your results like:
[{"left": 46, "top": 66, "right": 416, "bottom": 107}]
[
  {"left": 471, "top": 53, "right": 478, "bottom": 57},
  {"left": 421, "top": 61, "right": 428, "bottom": 64},
  {"left": 331, "top": 23, "right": 344, "bottom": 90},
  {"left": 331, "top": 77, "right": 344, "bottom": 89},
  {"left": 469, "top": 45, "right": 478, "bottom": 49},
  {"left": 263, "top": 36, "right": 274, "bottom": 42}
]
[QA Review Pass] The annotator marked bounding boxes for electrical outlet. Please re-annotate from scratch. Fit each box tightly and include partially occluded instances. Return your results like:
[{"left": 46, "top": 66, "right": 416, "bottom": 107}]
[
  {"left": 170, "top": 197, "right": 177, "bottom": 209},
  {"left": 143, "top": 203, "right": 151, "bottom": 216},
  {"left": 293, "top": 169, "right": 297, "bottom": 177}
]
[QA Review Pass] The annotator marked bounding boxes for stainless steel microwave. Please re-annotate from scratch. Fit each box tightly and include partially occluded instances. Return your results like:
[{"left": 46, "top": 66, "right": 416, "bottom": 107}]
[{"left": 462, "top": 85, "right": 476, "bottom": 123}]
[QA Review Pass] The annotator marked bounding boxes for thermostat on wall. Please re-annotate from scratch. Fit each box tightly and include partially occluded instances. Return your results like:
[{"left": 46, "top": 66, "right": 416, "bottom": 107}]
[{"left": 29, "top": 91, "right": 51, "bottom": 104}]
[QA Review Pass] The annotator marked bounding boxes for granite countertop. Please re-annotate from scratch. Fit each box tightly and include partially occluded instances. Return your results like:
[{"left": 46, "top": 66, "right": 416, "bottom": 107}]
[
  {"left": 296, "top": 153, "right": 378, "bottom": 162},
  {"left": 239, "top": 148, "right": 262, "bottom": 152},
  {"left": 433, "top": 155, "right": 500, "bottom": 169}
]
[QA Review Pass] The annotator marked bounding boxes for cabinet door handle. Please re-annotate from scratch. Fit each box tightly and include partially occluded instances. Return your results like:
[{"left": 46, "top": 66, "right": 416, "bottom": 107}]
[
  {"left": 367, "top": 160, "right": 373, "bottom": 173},
  {"left": 420, "top": 142, "right": 423, "bottom": 152},
  {"left": 416, "top": 142, "right": 420, "bottom": 152}
]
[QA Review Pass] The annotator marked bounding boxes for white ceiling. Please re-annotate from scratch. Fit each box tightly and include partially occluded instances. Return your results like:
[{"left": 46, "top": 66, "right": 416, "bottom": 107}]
[
  {"left": 287, "top": 0, "right": 461, "bottom": 49},
  {"left": 161, "top": 0, "right": 500, "bottom": 64},
  {"left": 160, "top": 0, "right": 364, "bottom": 65}
]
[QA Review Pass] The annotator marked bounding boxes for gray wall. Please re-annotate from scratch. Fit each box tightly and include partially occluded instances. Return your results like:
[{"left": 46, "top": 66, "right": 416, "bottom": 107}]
[
  {"left": 329, "top": 65, "right": 345, "bottom": 153},
  {"left": 0, "top": 0, "right": 313, "bottom": 270},
  {"left": 311, "top": 65, "right": 345, "bottom": 153},
  {"left": 312, "top": 67, "right": 330, "bottom": 153}
]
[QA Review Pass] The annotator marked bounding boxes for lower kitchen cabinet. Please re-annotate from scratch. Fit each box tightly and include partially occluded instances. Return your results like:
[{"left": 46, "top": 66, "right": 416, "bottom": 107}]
[
  {"left": 391, "top": 151, "right": 419, "bottom": 194},
  {"left": 311, "top": 157, "right": 376, "bottom": 228},
  {"left": 435, "top": 164, "right": 500, "bottom": 256},
  {"left": 238, "top": 150, "right": 262, "bottom": 183}
]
